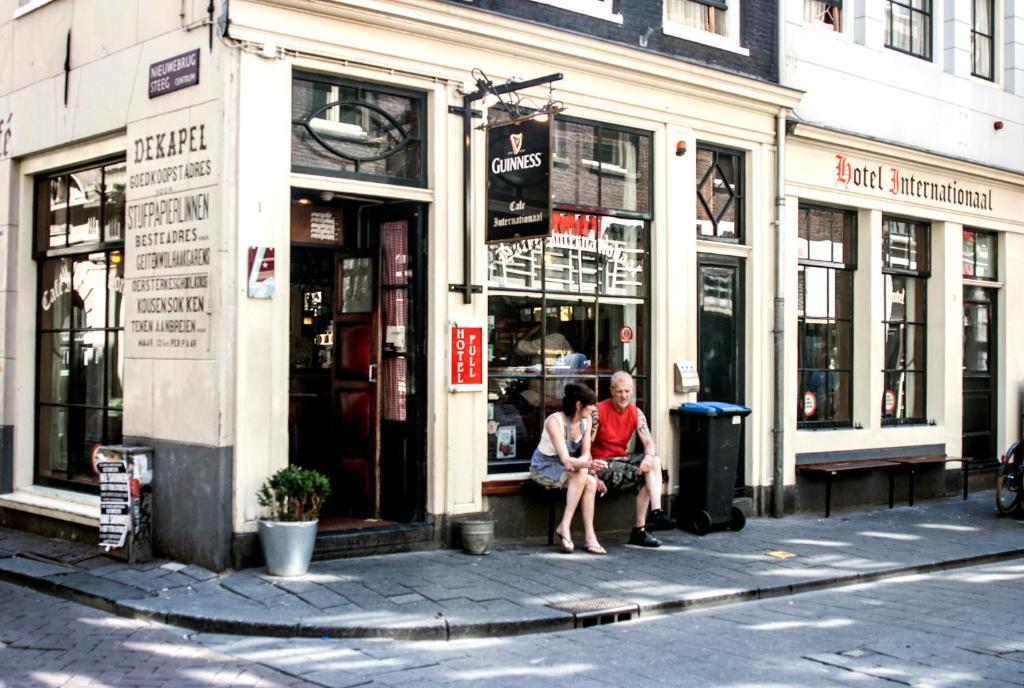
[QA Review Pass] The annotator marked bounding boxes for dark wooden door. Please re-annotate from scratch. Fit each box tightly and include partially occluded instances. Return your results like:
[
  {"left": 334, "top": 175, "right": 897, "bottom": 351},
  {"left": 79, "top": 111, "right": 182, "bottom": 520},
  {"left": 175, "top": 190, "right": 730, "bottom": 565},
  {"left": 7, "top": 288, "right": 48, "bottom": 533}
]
[{"left": 963, "top": 286, "right": 997, "bottom": 465}]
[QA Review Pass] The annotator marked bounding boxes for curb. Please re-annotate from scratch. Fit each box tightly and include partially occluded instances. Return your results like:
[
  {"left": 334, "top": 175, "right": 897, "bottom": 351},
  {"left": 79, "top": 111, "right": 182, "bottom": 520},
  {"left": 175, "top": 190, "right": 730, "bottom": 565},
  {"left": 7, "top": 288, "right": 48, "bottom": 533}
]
[{"left": 4, "top": 547, "right": 1024, "bottom": 641}]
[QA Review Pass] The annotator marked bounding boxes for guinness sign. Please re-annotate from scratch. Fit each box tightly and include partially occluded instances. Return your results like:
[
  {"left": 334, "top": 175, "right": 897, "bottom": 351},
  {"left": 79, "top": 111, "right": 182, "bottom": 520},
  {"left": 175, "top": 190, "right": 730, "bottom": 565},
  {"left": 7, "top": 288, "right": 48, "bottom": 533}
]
[{"left": 486, "top": 117, "right": 551, "bottom": 243}]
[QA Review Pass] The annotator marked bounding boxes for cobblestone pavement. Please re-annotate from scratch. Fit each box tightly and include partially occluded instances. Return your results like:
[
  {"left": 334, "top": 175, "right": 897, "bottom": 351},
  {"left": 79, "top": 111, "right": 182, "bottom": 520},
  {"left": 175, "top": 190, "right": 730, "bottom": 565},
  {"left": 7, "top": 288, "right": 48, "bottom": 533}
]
[
  {"left": 195, "top": 559, "right": 1024, "bottom": 687},
  {"left": 2, "top": 491, "right": 1024, "bottom": 639},
  {"left": 0, "top": 581, "right": 319, "bottom": 688}
]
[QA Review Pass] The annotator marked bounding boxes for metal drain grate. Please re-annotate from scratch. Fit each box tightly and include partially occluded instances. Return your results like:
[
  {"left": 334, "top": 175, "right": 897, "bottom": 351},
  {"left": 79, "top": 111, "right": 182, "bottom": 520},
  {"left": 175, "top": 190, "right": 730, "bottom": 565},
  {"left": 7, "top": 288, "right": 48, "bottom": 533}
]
[{"left": 548, "top": 596, "right": 638, "bottom": 628}]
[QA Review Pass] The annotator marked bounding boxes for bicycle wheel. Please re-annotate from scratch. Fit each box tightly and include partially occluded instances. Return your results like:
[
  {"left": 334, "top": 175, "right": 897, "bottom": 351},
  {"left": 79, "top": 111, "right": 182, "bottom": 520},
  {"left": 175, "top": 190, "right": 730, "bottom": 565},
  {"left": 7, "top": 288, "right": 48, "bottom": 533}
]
[{"left": 996, "top": 468, "right": 1021, "bottom": 515}]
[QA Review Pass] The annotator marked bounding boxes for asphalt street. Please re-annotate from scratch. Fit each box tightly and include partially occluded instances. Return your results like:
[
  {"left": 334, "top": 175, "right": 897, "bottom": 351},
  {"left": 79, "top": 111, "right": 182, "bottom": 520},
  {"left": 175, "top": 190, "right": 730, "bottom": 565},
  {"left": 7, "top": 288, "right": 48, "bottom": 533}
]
[{"left": 5, "top": 559, "right": 1024, "bottom": 687}]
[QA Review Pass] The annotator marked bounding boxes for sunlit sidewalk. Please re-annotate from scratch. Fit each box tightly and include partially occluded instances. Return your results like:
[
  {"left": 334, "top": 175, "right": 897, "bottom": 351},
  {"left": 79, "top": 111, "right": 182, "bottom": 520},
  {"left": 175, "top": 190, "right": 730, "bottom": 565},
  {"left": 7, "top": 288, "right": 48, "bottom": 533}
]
[{"left": 1, "top": 491, "right": 1022, "bottom": 640}]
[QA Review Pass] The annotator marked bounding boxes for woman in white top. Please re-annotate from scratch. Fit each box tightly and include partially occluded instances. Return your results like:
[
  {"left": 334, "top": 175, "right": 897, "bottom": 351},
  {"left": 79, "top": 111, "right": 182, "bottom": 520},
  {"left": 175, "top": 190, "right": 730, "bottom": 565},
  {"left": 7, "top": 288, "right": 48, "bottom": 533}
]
[{"left": 529, "top": 383, "right": 606, "bottom": 554}]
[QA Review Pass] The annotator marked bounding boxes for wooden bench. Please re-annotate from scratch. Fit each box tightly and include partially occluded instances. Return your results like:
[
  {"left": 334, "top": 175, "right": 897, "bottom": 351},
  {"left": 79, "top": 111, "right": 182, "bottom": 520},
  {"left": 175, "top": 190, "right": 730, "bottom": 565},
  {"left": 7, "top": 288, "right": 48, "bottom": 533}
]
[
  {"left": 796, "top": 460, "right": 897, "bottom": 518},
  {"left": 885, "top": 455, "right": 974, "bottom": 506},
  {"left": 483, "top": 468, "right": 671, "bottom": 545}
]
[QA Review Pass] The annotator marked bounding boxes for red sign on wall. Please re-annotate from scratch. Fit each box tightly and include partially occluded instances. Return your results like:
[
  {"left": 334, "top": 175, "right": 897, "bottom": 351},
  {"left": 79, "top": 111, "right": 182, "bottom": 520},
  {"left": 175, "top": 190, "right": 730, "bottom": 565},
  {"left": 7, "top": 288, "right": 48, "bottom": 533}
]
[{"left": 449, "top": 323, "right": 484, "bottom": 391}]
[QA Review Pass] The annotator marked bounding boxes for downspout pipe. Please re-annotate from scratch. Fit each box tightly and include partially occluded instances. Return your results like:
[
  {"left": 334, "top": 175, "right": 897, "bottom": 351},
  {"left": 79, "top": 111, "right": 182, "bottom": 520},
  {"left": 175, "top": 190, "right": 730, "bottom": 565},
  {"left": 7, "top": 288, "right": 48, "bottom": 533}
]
[
  {"left": 772, "top": 108, "right": 786, "bottom": 518},
  {"left": 772, "top": 2, "right": 787, "bottom": 518}
]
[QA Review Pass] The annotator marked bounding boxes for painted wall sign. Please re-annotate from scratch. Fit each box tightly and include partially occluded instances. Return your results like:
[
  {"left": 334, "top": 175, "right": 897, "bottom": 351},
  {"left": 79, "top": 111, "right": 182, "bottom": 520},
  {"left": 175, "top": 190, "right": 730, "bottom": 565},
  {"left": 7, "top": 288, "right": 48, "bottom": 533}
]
[
  {"left": 0, "top": 112, "right": 11, "bottom": 159},
  {"left": 834, "top": 154, "right": 993, "bottom": 211},
  {"left": 149, "top": 49, "right": 200, "bottom": 98},
  {"left": 125, "top": 102, "right": 220, "bottom": 359},
  {"left": 449, "top": 322, "right": 484, "bottom": 391},
  {"left": 486, "top": 117, "right": 551, "bottom": 243}
]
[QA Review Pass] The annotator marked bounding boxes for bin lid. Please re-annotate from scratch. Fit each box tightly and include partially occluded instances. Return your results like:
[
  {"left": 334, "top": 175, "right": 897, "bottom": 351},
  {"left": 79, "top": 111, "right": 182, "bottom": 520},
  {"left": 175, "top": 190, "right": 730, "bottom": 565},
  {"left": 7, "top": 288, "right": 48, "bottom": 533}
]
[{"left": 676, "top": 401, "right": 751, "bottom": 417}]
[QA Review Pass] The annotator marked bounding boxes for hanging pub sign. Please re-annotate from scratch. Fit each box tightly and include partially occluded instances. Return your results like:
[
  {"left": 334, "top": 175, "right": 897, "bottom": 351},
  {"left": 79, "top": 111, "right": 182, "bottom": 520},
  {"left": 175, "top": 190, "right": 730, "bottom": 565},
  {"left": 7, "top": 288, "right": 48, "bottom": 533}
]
[{"left": 486, "top": 117, "right": 551, "bottom": 243}]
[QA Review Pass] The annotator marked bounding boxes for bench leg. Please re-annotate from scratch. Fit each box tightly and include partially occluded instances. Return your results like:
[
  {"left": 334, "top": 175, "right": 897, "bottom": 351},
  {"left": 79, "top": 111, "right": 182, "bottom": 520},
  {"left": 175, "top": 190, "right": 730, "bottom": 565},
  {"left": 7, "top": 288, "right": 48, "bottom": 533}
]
[
  {"left": 889, "top": 470, "right": 895, "bottom": 509},
  {"left": 548, "top": 495, "right": 556, "bottom": 546},
  {"left": 825, "top": 475, "right": 833, "bottom": 518},
  {"left": 962, "top": 464, "right": 969, "bottom": 500},
  {"left": 908, "top": 468, "right": 915, "bottom": 507}
]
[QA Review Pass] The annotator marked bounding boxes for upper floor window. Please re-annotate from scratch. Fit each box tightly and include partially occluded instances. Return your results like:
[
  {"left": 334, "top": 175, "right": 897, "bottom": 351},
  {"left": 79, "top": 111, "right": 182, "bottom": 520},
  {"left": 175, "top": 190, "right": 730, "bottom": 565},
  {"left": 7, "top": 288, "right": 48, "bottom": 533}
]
[
  {"left": 972, "top": 0, "right": 995, "bottom": 80},
  {"left": 885, "top": 0, "right": 932, "bottom": 60},
  {"left": 962, "top": 229, "right": 997, "bottom": 280},
  {"left": 806, "top": 0, "right": 842, "bottom": 32},
  {"left": 663, "top": 0, "right": 746, "bottom": 54},
  {"left": 696, "top": 144, "right": 744, "bottom": 242},
  {"left": 525, "top": 0, "right": 623, "bottom": 23}
]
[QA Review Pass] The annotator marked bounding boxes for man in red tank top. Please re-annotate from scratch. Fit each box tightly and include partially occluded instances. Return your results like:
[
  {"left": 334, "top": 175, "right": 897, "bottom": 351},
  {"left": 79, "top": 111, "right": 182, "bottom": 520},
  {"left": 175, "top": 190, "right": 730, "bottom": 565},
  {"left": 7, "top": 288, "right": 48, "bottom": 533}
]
[{"left": 591, "top": 372, "right": 675, "bottom": 547}]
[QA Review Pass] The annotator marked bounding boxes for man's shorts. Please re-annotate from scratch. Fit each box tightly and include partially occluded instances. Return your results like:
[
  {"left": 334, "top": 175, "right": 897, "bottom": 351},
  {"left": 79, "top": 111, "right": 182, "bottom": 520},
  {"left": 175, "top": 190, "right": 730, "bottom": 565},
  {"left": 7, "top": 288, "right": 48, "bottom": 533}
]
[{"left": 595, "top": 454, "right": 646, "bottom": 492}]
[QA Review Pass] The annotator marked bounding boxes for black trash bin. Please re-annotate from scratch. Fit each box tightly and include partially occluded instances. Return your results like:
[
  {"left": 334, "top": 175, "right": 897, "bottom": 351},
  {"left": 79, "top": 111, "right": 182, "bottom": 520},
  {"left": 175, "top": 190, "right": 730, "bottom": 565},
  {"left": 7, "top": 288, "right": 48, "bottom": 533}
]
[{"left": 670, "top": 401, "right": 751, "bottom": 535}]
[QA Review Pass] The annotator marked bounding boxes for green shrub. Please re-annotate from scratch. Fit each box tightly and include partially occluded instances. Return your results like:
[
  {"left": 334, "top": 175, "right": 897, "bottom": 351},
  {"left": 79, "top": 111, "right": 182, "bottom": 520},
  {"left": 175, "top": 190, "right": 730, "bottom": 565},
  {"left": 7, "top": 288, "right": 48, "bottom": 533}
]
[{"left": 257, "top": 465, "right": 332, "bottom": 522}]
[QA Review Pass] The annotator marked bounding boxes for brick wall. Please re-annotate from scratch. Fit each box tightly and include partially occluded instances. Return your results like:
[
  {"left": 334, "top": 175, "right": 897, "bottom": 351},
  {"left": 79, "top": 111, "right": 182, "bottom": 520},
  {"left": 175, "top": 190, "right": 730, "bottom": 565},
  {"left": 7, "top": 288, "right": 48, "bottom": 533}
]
[{"left": 441, "top": 0, "right": 778, "bottom": 83}]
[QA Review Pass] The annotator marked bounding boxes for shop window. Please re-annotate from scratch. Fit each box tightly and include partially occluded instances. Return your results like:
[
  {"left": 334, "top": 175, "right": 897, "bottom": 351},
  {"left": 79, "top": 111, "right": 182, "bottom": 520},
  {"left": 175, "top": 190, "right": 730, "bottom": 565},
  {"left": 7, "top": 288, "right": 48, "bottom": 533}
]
[
  {"left": 885, "top": 0, "right": 932, "bottom": 60},
  {"left": 797, "top": 205, "right": 856, "bottom": 429},
  {"left": 696, "top": 144, "right": 744, "bottom": 242},
  {"left": 962, "top": 229, "right": 997, "bottom": 280},
  {"left": 805, "top": 0, "right": 842, "bottom": 31},
  {"left": 34, "top": 160, "right": 126, "bottom": 490},
  {"left": 972, "top": 0, "right": 995, "bottom": 80},
  {"left": 487, "top": 119, "right": 652, "bottom": 474},
  {"left": 291, "top": 74, "right": 426, "bottom": 187},
  {"left": 525, "top": 0, "right": 623, "bottom": 23},
  {"left": 881, "top": 217, "right": 929, "bottom": 426},
  {"left": 664, "top": 0, "right": 745, "bottom": 53}
]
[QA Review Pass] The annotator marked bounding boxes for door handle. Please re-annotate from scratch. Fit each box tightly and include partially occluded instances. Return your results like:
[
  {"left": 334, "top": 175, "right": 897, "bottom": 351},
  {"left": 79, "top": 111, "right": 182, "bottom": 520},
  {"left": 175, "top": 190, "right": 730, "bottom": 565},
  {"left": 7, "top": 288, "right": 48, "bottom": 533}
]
[{"left": 368, "top": 363, "right": 377, "bottom": 382}]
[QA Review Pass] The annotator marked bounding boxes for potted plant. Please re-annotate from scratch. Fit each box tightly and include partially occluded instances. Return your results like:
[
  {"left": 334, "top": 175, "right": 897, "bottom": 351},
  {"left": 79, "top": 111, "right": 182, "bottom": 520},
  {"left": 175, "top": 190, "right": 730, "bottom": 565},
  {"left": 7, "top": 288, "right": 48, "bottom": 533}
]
[{"left": 257, "top": 465, "right": 331, "bottom": 576}]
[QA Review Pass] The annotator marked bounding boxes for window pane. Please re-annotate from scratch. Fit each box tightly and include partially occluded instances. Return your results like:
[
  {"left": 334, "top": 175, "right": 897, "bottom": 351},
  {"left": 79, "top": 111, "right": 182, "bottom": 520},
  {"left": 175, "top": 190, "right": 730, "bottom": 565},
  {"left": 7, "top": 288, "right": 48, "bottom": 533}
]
[
  {"left": 802, "top": 267, "right": 831, "bottom": 318},
  {"left": 963, "top": 303, "right": 990, "bottom": 373},
  {"left": 103, "top": 162, "right": 126, "bottom": 242},
  {"left": 696, "top": 148, "right": 715, "bottom": 237},
  {"left": 829, "top": 372, "right": 852, "bottom": 422},
  {"left": 905, "top": 323, "right": 925, "bottom": 370},
  {"left": 889, "top": 4, "right": 912, "bottom": 52},
  {"left": 488, "top": 239, "right": 543, "bottom": 290},
  {"left": 40, "top": 258, "right": 72, "bottom": 330},
  {"left": 833, "top": 320, "right": 853, "bottom": 370},
  {"left": 108, "top": 332, "right": 124, "bottom": 407},
  {"left": 962, "top": 230, "right": 976, "bottom": 276},
  {"left": 487, "top": 377, "right": 541, "bottom": 467},
  {"left": 975, "top": 232, "right": 996, "bottom": 279},
  {"left": 72, "top": 253, "right": 108, "bottom": 330},
  {"left": 37, "top": 405, "right": 69, "bottom": 478},
  {"left": 911, "top": 9, "right": 931, "bottom": 57},
  {"left": 600, "top": 217, "right": 645, "bottom": 297},
  {"left": 77, "top": 330, "right": 107, "bottom": 407},
  {"left": 543, "top": 300, "right": 595, "bottom": 376},
  {"left": 108, "top": 251, "right": 125, "bottom": 328},
  {"left": 67, "top": 167, "right": 102, "bottom": 246},
  {"left": 68, "top": 406, "right": 104, "bottom": 482},
  {"left": 800, "top": 321, "right": 829, "bottom": 370},
  {"left": 596, "top": 128, "right": 649, "bottom": 214},
  {"left": 38, "top": 176, "right": 67, "bottom": 250},
  {"left": 552, "top": 120, "right": 599, "bottom": 208},
  {"left": 38, "top": 333, "right": 71, "bottom": 404},
  {"left": 597, "top": 302, "right": 645, "bottom": 375},
  {"left": 883, "top": 323, "right": 903, "bottom": 371},
  {"left": 489, "top": 295, "right": 543, "bottom": 372},
  {"left": 834, "top": 269, "right": 854, "bottom": 320},
  {"left": 904, "top": 277, "right": 926, "bottom": 323}
]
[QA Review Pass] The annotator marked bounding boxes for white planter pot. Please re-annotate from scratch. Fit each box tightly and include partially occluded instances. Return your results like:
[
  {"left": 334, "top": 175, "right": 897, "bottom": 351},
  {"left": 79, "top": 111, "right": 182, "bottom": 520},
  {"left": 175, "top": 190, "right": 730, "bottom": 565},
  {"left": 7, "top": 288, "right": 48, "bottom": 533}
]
[{"left": 257, "top": 519, "right": 318, "bottom": 576}]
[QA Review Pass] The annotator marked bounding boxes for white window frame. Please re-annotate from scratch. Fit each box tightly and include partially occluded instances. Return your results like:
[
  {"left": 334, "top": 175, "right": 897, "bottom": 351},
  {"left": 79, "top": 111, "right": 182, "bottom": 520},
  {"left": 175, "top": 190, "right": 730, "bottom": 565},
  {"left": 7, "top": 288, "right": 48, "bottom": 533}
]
[
  {"left": 804, "top": 0, "right": 844, "bottom": 34},
  {"left": 526, "top": 0, "right": 623, "bottom": 24},
  {"left": 14, "top": 0, "right": 55, "bottom": 19},
  {"left": 663, "top": 0, "right": 749, "bottom": 56}
]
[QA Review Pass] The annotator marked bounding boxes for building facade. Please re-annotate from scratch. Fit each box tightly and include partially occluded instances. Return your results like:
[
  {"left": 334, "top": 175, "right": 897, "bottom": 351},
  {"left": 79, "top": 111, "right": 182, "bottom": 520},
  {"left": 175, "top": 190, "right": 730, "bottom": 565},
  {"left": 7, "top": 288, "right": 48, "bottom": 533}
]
[
  {"left": 782, "top": 0, "right": 1024, "bottom": 510},
  {"left": 0, "top": 0, "right": 804, "bottom": 570}
]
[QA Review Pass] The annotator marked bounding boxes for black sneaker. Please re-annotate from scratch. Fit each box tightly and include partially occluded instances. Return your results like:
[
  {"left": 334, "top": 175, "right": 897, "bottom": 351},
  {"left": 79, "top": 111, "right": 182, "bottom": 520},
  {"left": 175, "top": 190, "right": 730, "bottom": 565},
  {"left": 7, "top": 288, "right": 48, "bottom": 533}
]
[
  {"left": 647, "top": 508, "right": 676, "bottom": 531},
  {"left": 628, "top": 527, "right": 661, "bottom": 548}
]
